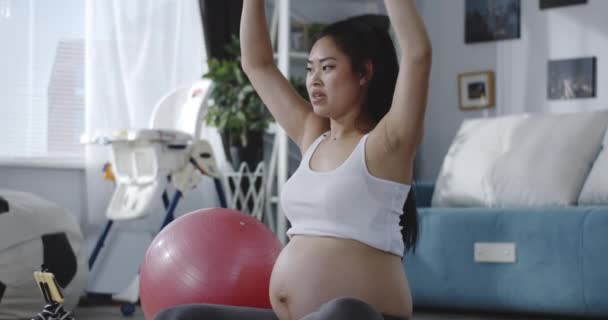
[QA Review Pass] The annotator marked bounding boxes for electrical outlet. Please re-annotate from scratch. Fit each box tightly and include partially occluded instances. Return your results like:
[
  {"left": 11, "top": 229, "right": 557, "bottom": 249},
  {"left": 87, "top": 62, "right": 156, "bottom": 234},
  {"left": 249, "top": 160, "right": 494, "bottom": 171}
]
[{"left": 474, "top": 242, "right": 516, "bottom": 263}]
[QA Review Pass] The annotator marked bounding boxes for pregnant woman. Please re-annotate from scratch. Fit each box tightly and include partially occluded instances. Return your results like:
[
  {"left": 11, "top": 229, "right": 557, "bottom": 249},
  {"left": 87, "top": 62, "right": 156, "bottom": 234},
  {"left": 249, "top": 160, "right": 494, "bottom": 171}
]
[{"left": 155, "top": 0, "right": 431, "bottom": 319}]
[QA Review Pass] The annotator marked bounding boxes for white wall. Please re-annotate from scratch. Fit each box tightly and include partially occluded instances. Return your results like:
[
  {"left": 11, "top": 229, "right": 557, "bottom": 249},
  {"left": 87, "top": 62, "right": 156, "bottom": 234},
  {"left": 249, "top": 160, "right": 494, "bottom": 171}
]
[
  {"left": 0, "top": 166, "right": 87, "bottom": 225},
  {"left": 416, "top": 0, "right": 608, "bottom": 182}
]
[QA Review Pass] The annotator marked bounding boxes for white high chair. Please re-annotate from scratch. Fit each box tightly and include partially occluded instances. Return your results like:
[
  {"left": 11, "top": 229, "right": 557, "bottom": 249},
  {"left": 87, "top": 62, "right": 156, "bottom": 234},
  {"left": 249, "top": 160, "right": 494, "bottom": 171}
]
[
  {"left": 81, "top": 79, "right": 227, "bottom": 313},
  {"left": 82, "top": 79, "right": 224, "bottom": 223},
  {"left": 82, "top": 78, "right": 275, "bottom": 314}
]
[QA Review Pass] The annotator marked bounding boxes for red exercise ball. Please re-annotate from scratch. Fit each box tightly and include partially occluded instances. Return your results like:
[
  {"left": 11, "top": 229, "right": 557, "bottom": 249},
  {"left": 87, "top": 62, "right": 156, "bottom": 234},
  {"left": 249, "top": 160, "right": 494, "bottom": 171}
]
[{"left": 139, "top": 208, "right": 282, "bottom": 320}]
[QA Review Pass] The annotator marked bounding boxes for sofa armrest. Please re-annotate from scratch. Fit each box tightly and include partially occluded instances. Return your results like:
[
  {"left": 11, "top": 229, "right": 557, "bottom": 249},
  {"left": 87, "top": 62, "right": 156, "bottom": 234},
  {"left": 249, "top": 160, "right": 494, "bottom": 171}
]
[{"left": 412, "top": 182, "right": 435, "bottom": 208}]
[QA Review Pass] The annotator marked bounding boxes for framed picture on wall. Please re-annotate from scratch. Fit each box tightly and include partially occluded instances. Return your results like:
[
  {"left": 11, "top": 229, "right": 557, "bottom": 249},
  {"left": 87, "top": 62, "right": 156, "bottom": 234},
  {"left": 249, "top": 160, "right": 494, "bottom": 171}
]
[
  {"left": 465, "top": 0, "right": 521, "bottom": 44},
  {"left": 458, "top": 71, "right": 495, "bottom": 110},
  {"left": 547, "top": 57, "right": 596, "bottom": 100},
  {"left": 540, "top": 0, "right": 587, "bottom": 10}
]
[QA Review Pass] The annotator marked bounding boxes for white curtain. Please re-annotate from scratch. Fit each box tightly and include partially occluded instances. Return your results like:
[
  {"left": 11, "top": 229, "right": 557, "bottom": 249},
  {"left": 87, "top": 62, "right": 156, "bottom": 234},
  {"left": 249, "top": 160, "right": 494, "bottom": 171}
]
[{"left": 84, "top": 0, "right": 207, "bottom": 228}]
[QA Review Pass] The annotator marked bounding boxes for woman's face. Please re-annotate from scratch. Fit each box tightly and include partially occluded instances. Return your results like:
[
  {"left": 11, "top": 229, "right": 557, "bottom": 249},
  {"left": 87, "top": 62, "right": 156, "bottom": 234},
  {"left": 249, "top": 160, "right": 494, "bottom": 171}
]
[{"left": 306, "top": 36, "right": 366, "bottom": 118}]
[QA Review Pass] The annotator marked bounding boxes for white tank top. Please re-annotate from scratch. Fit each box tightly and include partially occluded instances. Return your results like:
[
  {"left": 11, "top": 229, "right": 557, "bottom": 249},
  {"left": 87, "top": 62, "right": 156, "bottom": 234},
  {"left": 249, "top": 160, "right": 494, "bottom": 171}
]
[{"left": 280, "top": 131, "right": 411, "bottom": 257}]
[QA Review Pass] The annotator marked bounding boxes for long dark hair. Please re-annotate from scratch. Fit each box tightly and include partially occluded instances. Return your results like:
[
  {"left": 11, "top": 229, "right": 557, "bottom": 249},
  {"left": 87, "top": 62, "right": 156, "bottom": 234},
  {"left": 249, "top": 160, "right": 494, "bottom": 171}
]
[{"left": 318, "top": 15, "right": 419, "bottom": 255}]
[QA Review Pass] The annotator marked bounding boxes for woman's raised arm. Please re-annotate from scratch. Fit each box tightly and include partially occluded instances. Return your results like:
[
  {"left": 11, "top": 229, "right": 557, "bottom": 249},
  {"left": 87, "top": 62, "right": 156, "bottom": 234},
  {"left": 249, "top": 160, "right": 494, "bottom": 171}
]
[
  {"left": 239, "top": 0, "right": 274, "bottom": 70},
  {"left": 380, "top": 0, "right": 432, "bottom": 157},
  {"left": 240, "top": 0, "right": 327, "bottom": 151}
]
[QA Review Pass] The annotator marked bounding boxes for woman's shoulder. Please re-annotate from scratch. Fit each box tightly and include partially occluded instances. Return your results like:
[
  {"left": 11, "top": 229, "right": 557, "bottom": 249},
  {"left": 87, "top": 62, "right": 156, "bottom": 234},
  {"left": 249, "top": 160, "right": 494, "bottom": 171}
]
[
  {"left": 363, "top": 126, "right": 415, "bottom": 186},
  {"left": 299, "top": 122, "right": 330, "bottom": 154}
]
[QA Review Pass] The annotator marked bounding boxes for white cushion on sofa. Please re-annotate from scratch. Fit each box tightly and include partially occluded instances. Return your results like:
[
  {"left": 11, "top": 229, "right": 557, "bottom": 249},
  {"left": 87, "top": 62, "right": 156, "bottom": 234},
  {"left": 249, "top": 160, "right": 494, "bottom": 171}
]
[
  {"left": 431, "top": 114, "right": 529, "bottom": 207},
  {"left": 432, "top": 111, "right": 608, "bottom": 207},
  {"left": 578, "top": 128, "right": 608, "bottom": 205}
]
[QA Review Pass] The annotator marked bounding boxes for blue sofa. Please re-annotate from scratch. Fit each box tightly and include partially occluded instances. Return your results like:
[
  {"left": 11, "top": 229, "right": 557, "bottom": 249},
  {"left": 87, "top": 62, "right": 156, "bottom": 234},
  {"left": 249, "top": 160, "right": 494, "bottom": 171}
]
[{"left": 403, "top": 183, "right": 608, "bottom": 318}]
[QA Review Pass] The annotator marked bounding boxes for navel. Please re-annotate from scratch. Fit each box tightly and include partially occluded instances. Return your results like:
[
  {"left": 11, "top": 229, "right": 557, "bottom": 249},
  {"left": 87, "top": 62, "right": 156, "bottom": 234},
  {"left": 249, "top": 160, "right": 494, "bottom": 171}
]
[{"left": 279, "top": 294, "right": 289, "bottom": 304}]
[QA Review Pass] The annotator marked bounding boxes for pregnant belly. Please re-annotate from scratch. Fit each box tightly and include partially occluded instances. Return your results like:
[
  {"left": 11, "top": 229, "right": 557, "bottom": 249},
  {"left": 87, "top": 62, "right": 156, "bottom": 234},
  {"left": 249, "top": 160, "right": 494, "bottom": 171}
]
[{"left": 269, "top": 235, "right": 412, "bottom": 320}]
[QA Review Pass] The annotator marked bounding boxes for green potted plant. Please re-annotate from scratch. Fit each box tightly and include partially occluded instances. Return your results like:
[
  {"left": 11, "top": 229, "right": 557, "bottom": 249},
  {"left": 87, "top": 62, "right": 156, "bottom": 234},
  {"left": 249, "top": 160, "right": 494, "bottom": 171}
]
[{"left": 203, "top": 35, "right": 307, "bottom": 170}]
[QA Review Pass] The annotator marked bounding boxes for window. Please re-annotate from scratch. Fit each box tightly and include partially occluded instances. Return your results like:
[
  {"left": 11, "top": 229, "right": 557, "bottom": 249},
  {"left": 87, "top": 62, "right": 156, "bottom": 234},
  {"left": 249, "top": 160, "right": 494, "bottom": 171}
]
[{"left": 0, "top": 0, "right": 85, "bottom": 166}]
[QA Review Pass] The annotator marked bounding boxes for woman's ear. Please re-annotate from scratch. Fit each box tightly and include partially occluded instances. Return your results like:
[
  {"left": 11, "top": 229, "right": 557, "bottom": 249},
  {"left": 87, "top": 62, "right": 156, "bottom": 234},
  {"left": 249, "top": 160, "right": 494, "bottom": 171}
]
[{"left": 359, "top": 61, "right": 374, "bottom": 86}]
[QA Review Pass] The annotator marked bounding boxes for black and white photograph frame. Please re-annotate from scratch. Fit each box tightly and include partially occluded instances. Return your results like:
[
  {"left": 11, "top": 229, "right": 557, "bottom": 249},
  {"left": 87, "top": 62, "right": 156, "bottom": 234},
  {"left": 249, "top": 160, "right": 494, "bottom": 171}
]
[
  {"left": 465, "top": 0, "right": 521, "bottom": 44},
  {"left": 540, "top": 0, "right": 587, "bottom": 10},
  {"left": 547, "top": 57, "right": 596, "bottom": 100},
  {"left": 458, "top": 71, "right": 495, "bottom": 110}
]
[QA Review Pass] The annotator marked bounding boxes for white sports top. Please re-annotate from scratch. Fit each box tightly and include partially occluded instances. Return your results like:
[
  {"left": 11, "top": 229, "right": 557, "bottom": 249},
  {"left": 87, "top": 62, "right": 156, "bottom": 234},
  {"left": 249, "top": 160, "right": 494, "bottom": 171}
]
[{"left": 280, "top": 131, "right": 411, "bottom": 257}]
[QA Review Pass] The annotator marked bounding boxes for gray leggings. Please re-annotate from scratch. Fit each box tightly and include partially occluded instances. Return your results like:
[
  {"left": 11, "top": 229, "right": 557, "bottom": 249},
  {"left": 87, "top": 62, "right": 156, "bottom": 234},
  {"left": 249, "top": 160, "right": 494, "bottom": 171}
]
[{"left": 153, "top": 297, "right": 406, "bottom": 320}]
